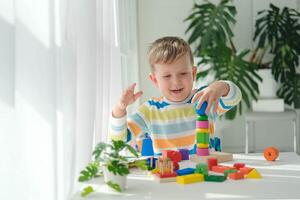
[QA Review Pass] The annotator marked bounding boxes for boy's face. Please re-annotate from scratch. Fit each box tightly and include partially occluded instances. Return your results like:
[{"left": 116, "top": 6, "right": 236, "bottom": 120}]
[{"left": 149, "top": 54, "right": 197, "bottom": 102}]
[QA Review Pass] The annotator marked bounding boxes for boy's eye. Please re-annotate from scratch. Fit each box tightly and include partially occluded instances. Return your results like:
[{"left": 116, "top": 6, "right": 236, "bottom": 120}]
[
  {"left": 163, "top": 75, "right": 171, "bottom": 78},
  {"left": 181, "top": 73, "right": 187, "bottom": 75}
]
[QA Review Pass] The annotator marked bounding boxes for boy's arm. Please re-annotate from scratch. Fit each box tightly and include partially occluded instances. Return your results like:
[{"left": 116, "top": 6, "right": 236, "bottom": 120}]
[
  {"left": 216, "top": 80, "right": 242, "bottom": 115},
  {"left": 192, "top": 80, "right": 242, "bottom": 116},
  {"left": 109, "top": 104, "right": 149, "bottom": 142}
]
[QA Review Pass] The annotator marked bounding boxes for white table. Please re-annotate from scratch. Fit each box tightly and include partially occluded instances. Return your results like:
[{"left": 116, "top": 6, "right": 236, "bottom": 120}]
[{"left": 72, "top": 152, "right": 300, "bottom": 200}]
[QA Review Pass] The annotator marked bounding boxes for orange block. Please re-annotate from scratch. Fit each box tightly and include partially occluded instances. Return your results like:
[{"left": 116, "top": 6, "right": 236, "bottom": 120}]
[
  {"left": 228, "top": 172, "right": 244, "bottom": 180},
  {"left": 239, "top": 167, "right": 254, "bottom": 175},
  {"left": 211, "top": 165, "right": 235, "bottom": 173}
]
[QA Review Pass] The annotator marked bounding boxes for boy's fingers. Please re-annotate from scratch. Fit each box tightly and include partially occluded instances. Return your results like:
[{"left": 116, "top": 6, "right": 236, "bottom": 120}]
[
  {"left": 196, "top": 95, "right": 206, "bottom": 109},
  {"left": 205, "top": 98, "right": 213, "bottom": 114},
  {"left": 192, "top": 91, "right": 203, "bottom": 103},
  {"left": 134, "top": 91, "right": 143, "bottom": 100},
  {"left": 213, "top": 99, "right": 219, "bottom": 113},
  {"left": 129, "top": 83, "right": 136, "bottom": 91}
]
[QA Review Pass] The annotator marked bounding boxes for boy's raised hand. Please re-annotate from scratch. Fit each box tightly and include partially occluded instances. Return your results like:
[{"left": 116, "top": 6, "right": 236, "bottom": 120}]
[
  {"left": 113, "top": 83, "right": 143, "bottom": 118},
  {"left": 191, "top": 81, "right": 229, "bottom": 114}
]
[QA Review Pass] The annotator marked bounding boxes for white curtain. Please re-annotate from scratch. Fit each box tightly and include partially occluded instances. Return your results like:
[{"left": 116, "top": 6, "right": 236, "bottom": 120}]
[{"left": 0, "top": 0, "right": 135, "bottom": 199}]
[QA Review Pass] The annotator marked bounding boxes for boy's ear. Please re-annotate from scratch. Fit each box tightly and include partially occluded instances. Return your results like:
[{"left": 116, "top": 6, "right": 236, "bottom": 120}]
[
  {"left": 149, "top": 73, "right": 158, "bottom": 88},
  {"left": 192, "top": 66, "right": 197, "bottom": 81}
]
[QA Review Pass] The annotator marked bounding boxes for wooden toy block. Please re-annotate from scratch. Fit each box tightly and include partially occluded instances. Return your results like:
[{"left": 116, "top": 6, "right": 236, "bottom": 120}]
[
  {"left": 196, "top": 132, "right": 209, "bottom": 143},
  {"left": 196, "top": 121, "right": 209, "bottom": 129},
  {"left": 176, "top": 168, "right": 195, "bottom": 176},
  {"left": 179, "top": 149, "right": 189, "bottom": 160},
  {"left": 204, "top": 175, "right": 226, "bottom": 182},
  {"left": 233, "top": 163, "right": 245, "bottom": 170},
  {"left": 207, "top": 157, "right": 218, "bottom": 170},
  {"left": 154, "top": 176, "right": 177, "bottom": 183},
  {"left": 176, "top": 173, "right": 204, "bottom": 184},
  {"left": 196, "top": 128, "right": 209, "bottom": 133},
  {"left": 173, "top": 161, "right": 180, "bottom": 171},
  {"left": 245, "top": 169, "right": 262, "bottom": 179},
  {"left": 224, "top": 169, "right": 238, "bottom": 177},
  {"left": 141, "top": 137, "right": 154, "bottom": 156},
  {"left": 151, "top": 168, "right": 159, "bottom": 174},
  {"left": 197, "top": 115, "right": 208, "bottom": 121},
  {"left": 211, "top": 165, "right": 235, "bottom": 173},
  {"left": 146, "top": 157, "right": 158, "bottom": 170},
  {"left": 239, "top": 167, "right": 254, "bottom": 175},
  {"left": 194, "top": 101, "right": 208, "bottom": 116},
  {"left": 196, "top": 147, "right": 210, "bottom": 156},
  {"left": 197, "top": 143, "right": 209, "bottom": 148},
  {"left": 156, "top": 172, "right": 177, "bottom": 178},
  {"left": 263, "top": 146, "right": 279, "bottom": 161},
  {"left": 195, "top": 163, "right": 208, "bottom": 175},
  {"left": 228, "top": 172, "right": 244, "bottom": 180},
  {"left": 162, "top": 150, "right": 182, "bottom": 163},
  {"left": 209, "top": 151, "right": 233, "bottom": 162}
]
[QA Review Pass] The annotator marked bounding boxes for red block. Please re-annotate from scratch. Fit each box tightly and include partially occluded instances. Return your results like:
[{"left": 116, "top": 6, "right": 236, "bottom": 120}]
[
  {"left": 211, "top": 165, "right": 235, "bottom": 173},
  {"left": 239, "top": 167, "right": 254, "bottom": 175},
  {"left": 207, "top": 158, "right": 218, "bottom": 170},
  {"left": 162, "top": 150, "right": 182, "bottom": 163},
  {"left": 233, "top": 163, "right": 245, "bottom": 170},
  {"left": 173, "top": 161, "right": 179, "bottom": 171},
  {"left": 228, "top": 172, "right": 244, "bottom": 180},
  {"left": 156, "top": 172, "right": 177, "bottom": 178}
]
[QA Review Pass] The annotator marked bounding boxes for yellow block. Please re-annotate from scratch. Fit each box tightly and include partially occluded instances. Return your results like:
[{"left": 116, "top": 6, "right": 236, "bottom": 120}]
[
  {"left": 197, "top": 143, "right": 209, "bottom": 148},
  {"left": 151, "top": 168, "right": 159, "bottom": 174},
  {"left": 245, "top": 169, "right": 262, "bottom": 179},
  {"left": 176, "top": 173, "right": 204, "bottom": 184},
  {"left": 196, "top": 128, "right": 209, "bottom": 133}
]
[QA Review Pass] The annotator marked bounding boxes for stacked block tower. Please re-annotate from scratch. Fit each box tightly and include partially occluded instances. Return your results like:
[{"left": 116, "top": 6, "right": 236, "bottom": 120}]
[{"left": 194, "top": 101, "right": 210, "bottom": 157}]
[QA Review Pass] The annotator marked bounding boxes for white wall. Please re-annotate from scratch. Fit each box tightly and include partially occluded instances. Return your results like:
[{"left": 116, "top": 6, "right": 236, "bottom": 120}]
[{"left": 137, "top": 0, "right": 300, "bottom": 153}]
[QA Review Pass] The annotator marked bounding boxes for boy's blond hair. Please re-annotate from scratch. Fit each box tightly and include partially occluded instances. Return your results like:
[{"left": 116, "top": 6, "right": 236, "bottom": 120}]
[{"left": 148, "top": 36, "right": 194, "bottom": 70}]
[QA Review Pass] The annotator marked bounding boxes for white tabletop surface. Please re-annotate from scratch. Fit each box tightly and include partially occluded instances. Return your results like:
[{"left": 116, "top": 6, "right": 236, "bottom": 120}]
[{"left": 72, "top": 152, "right": 300, "bottom": 200}]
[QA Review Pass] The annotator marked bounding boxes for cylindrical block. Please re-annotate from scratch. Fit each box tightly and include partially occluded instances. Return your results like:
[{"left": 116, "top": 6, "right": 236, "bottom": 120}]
[
  {"left": 196, "top": 147, "right": 209, "bottom": 156},
  {"left": 197, "top": 115, "right": 208, "bottom": 121},
  {"left": 197, "top": 143, "right": 209, "bottom": 148},
  {"left": 197, "top": 133, "right": 209, "bottom": 144},
  {"left": 196, "top": 128, "right": 209, "bottom": 134},
  {"left": 196, "top": 121, "right": 209, "bottom": 129}
]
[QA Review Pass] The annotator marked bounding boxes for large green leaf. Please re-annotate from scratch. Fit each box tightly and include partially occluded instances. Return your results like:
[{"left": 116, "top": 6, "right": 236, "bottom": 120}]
[
  {"left": 277, "top": 72, "right": 300, "bottom": 108},
  {"left": 185, "top": 0, "right": 263, "bottom": 119}
]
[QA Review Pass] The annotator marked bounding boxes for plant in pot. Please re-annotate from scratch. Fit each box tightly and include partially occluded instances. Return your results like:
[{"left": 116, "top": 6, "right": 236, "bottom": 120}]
[
  {"left": 185, "top": 0, "right": 262, "bottom": 119},
  {"left": 78, "top": 140, "right": 147, "bottom": 197},
  {"left": 251, "top": 4, "right": 300, "bottom": 109}
]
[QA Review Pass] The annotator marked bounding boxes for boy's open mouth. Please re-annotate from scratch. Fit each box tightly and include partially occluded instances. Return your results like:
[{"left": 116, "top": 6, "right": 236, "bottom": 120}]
[{"left": 170, "top": 88, "right": 184, "bottom": 93}]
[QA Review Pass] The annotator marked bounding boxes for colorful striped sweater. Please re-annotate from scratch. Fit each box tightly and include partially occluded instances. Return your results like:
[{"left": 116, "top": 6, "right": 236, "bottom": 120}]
[{"left": 109, "top": 81, "right": 242, "bottom": 155}]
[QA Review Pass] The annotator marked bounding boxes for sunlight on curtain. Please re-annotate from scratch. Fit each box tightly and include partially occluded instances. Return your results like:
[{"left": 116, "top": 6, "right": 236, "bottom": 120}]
[{"left": 0, "top": 0, "right": 125, "bottom": 199}]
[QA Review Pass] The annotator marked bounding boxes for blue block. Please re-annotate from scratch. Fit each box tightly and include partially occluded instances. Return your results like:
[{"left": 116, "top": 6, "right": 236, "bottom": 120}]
[
  {"left": 141, "top": 137, "right": 154, "bottom": 156},
  {"left": 194, "top": 101, "right": 208, "bottom": 115},
  {"left": 176, "top": 168, "right": 195, "bottom": 176},
  {"left": 146, "top": 157, "right": 157, "bottom": 169},
  {"left": 214, "top": 137, "right": 221, "bottom": 152},
  {"left": 209, "top": 137, "right": 222, "bottom": 152}
]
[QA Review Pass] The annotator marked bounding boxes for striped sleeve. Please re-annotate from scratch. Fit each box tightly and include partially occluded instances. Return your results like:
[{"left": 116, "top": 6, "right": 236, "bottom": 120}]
[
  {"left": 109, "top": 104, "right": 149, "bottom": 142},
  {"left": 216, "top": 80, "right": 242, "bottom": 115}
]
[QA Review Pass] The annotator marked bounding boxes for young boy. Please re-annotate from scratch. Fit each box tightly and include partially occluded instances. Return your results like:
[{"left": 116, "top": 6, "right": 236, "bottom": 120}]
[{"left": 109, "top": 36, "right": 241, "bottom": 155}]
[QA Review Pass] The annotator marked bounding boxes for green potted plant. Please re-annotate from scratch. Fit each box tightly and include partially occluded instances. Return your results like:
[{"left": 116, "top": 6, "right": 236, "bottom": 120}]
[
  {"left": 78, "top": 140, "right": 147, "bottom": 197},
  {"left": 185, "top": 0, "right": 262, "bottom": 119},
  {"left": 252, "top": 4, "right": 300, "bottom": 109}
]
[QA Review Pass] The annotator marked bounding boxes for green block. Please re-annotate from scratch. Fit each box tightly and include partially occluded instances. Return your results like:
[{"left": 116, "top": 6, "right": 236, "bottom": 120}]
[
  {"left": 224, "top": 169, "right": 237, "bottom": 177},
  {"left": 204, "top": 175, "right": 227, "bottom": 182},
  {"left": 195, "top": 163, "right": 208, "bottom": 175},
  {"left": 196, "top": 133, "right": 209, "bottom": 143},
  {"left": 197, "top": 115, "right": 208, "bottom": 121}
]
